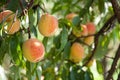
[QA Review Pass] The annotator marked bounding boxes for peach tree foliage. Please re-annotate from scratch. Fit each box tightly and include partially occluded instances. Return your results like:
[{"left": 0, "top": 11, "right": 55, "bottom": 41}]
[{"left": 0, "top": 0, "right": 120, "bottom": 80}]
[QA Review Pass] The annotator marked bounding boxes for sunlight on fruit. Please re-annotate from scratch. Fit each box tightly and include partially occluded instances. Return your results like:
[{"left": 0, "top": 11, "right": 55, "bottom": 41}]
[
  {"left": 38, "top": 13, "right": 58, "bottom": 37},
  {"left": 22, "top": 38, "right": 45, "bottom": 63},
  {"left": 70, "top": 42, "right": 84, "bottom": 63}
]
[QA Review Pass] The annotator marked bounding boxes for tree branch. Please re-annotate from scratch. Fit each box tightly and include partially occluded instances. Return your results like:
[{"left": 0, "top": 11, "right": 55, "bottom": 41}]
[
  {"left": 82, "top": 15, "right": 116, "bottom": 67},
  {"left": 111, "top": 0, "right": 120, "bottom": 23},
  {"left": 18, "top": 0, "right": 24, "bottom": 12},
  {"left": 106, "top": 44, "right": 120, "bottom": 80},
  {"left": 19, "top": 0, "right": 34, "bottom": 17},
  {"left": 117, "top": 72, "right": 120, "bottom": 80}
]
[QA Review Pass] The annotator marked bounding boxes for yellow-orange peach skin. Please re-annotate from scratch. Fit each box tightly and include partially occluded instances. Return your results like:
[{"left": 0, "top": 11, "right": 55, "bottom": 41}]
[
  {"left": 70, "top": 42, "right": 84, "bottom": 63},
  {"left": 84, "top": 36, "right": 94, "bottom": 46},
  {"left": 7, "top": 19, "right": 20, "bottom": 34},
  {"left": 38, "top": 14, "right": 58, "bottom": 37},
  {"left": 86, "top": 22, "right": 96, "bottom": 35},
  {"left": 0, "top": 10, "right": 15, "bottom": 23},
  {"left": 66, "top": 13, "right": 77, "bottom": 21},
  {"left": 22, "top": 38, "right": 45, "bottom": 63}
]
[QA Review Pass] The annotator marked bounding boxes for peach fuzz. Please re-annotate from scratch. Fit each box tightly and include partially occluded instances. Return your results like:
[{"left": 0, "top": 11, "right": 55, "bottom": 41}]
[
  {"left": 84, "top": 36, "right": 94, "bottom": 45},
  {"left": 22, "top": 38, "right": 45, "bottom": 63},
  {"left": 86, "top": 22, "right": 96, "bottom": 35},
  {"left": 65, "top": 13, "right": 77, "bottom": 21},
  {"left": 38, "top": 13, "right": 58, "bottom": 37},
  {"left": 70, "top": 42, "right": 84, "bottom": 63},
  {"left": 7, "top": 19, "right": 20, "bottom": 34},
  {"left": 0, "top": 10, "right": 15, "bottom": 23}
]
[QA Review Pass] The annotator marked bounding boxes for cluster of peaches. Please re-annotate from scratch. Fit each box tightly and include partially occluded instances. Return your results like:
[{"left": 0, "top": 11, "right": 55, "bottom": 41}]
[
  {"left": 0, "top": 10, "right": 95, "bottom": 67},
  {"left": 66, "top": 13, "right": 96, "bottom": 66},
  {"left": 0, "top": 10, "right": 20, "bottom": 34},
  {"left": 0, "top": 10, "right": 58, "bottom": 63}
]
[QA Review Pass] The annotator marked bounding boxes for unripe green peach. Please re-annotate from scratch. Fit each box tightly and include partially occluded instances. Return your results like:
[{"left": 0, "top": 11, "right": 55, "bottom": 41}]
[
  {"left": 0, "top": 10, "right": 15, "bottom": 23},
  {"left": 84, "top": 36, "right": 94, "bottom": 45},
  {"left": 38, "top": 13, "right": 58, "bottom": 37},
  {"left": 65, "top": 13, "right": 77, "bottom": 22},
  {"left": 86, "top": 22, "right": 96, "bottom": 35},
  {"left": 72, "top": 24, "right": 88, "bottom": 37},
  {"left": 70, "top": 42, "right": 84, "bottom": 63},
  {"left": 22, "top": 38, "right": 45, "bottom": 63},
  {"left": 7, "top": 18, "right": 20, "bottom": 34}
]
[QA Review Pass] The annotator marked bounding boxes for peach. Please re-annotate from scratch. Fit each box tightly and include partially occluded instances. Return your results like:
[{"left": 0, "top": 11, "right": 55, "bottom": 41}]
[
  {"left": 38, "top": 13, "right": 58, "bottom": 37},
  {"left": 22, "top": 38, "right": 45, "bottom": 63},
  {"left": 84, "top": 36, "right": 94, "bottom": 45},
  {"left": 86, "top": 22, "right": 96, "bottom": 35},
  {"left": 7, "top": 19, "right": 20, "bottom": 34},
  {"left": 0, "top": 10, "right": 15, "bottom": 23},
  {"left": 72, "top": 24, "right": 88, "bottom": 37},
  {"left": 81, "top": 24, "right": 88, "bottom": 36},
  {"left": 70, "top": 42, "right": 84, "bottom": 63},
  {"left": 65, "top": 13, "right": 77, "bottom": 21}
]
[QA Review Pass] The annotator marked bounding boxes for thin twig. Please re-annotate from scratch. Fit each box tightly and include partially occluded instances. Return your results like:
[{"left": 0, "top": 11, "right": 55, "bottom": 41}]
[
  {"left": 105, "top": 56, "right": 114, "bottom": 59},
  {"left": 27, "top": 27, "right": 31, "bottom": 39},
  {"left": 19, "top": 0, "right": 34, "bottom": 17},
  {"left": 111, "top": 0, "right": 120, "bottom": 23},
  {"left": 27, "top": 0, "right": 34, "bottom": 10},
  {"left": 18, "top": 0, "right": 24, "bottom": 11},
  {"left": 106, "top": 44, "right": 120, "bottom": 80}
]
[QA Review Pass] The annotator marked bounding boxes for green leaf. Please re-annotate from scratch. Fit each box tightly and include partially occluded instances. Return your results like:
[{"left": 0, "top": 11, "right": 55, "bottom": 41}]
[
  {"left": 72, "top": 16, "right": 80, "bottom": 27},
  {"left": 96, "top": 60, "right": 103, "bottom": 74},
  {"left": 9, "top": 65, "right": 21, "bottom": 80},
  {"left": 84, "top": 70, "right": 93, "bottom": 80},
  {"left": 61, "top": 63, "right": 70, "bottom": 80},
  {"left": 43, "top": 37, "right": 54, "bottom": 53},
  {"left": 95, "top": 36, "right": 110, "bottom": 59},
  {"left": 6, "top": 0, "right": 20, "bottom": 12},
  {"left": 63, "top": 41, "right": 71, "bottom": 59},
  {"left": 26, "top": 62, "right": 36, "bottom": 80},
  {"left": 9, "top": 36, "right": 21, "bottom": 65},
  {"left": 70, "top": 66, "right": 85, "bottom": 80},
  {"left": 53, "top": 26, "right": 68, "bottom": 58},
  {"left": 0, "top": 40, "right": 8, "bottom": 64},
  {"left": 59, "top": 27, "right": 68, "bottom": 51},
  {"left": 79, "top": 0, "right": 93, "bottom": 19},
  {"left": 98, "top": 0, "right": 105, "bottom": 13},
  {"left": 36, "top": 67, "right": 42, "bottom": 80},
  {"left": 28, "top": 9, "right": 38, "bottom": 37}
]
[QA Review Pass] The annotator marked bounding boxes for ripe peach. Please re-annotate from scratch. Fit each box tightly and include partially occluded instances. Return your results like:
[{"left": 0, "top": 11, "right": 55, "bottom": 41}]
[
  {"left": 22, "top": 38, "right": 45, "bottom": 63},
  {"left": 86, "top": 22, "right": 96, "bottom": 35},
  {"left": 72, "top": 24, "right": 88, "bottom": 37},
  {"left": 70, "top": 42, "right": 84, "bottom": 63},
  {"left": 38, "top": 13, "right": 58, "bottom": 37},
  {"left": 84, "top": 36, "right": 94, "bottom": 45},
  {"left": 0, "top": 10, "right": 15, "bottom": 23},
  {"left": 81, "top": 24, "right": 88, "bottom": 36},
  {"left": 66, "top": 13, "right": 77, "bottom": 21},
  {"left": 7, "top": 19, "right": 20, "bottom": 34}
]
